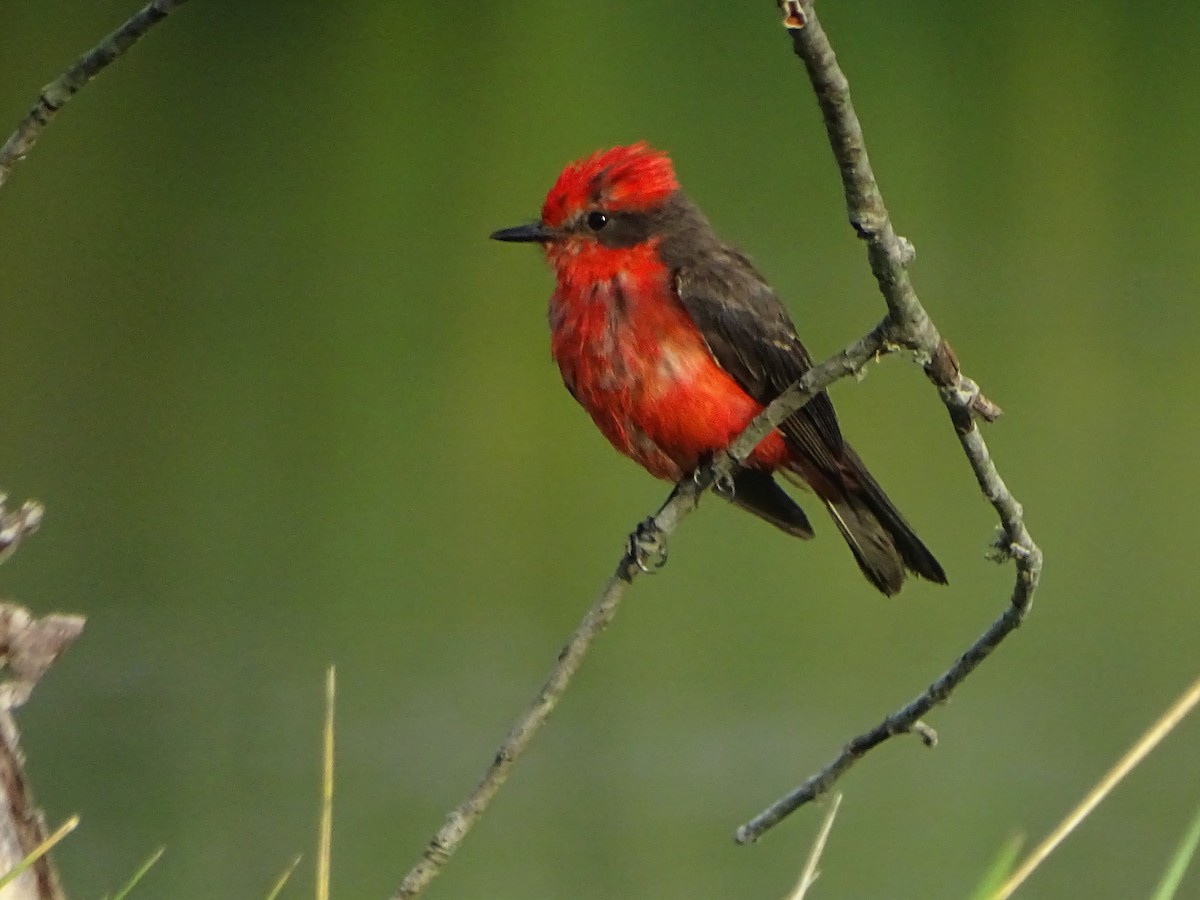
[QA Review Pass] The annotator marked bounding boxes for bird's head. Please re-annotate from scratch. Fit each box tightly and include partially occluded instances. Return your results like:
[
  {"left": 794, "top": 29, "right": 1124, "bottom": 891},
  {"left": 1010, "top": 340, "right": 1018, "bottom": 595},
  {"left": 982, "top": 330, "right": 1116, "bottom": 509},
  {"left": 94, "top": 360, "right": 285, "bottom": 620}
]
[{"left": 490, "top": 143, "right": 681, "bottom": 266}]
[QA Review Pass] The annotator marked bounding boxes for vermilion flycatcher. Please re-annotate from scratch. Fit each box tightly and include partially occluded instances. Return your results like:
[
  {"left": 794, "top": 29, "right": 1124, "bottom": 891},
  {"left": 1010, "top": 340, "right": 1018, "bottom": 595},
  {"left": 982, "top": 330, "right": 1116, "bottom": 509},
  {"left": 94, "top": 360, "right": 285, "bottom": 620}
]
[{"left": 492, "top": 143, "right": 946, "bottom": 595}]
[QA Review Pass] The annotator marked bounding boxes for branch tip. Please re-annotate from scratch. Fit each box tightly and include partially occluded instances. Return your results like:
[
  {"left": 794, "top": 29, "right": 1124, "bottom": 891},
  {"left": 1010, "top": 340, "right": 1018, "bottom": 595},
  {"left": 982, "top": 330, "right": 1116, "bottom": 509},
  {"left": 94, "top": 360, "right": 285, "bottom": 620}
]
[
  {"left": 970, "top": 392, "right": 1004, "bottom": 423},
  {"left": 909, "top": 721, "right": 938, "bottom": 748},
  {"left": 0, "top": 497, "right": 44, "bottom": 565},
  {"left": 732, "top": 0, "right": 1041, "bottom": 842},
  {"left": 0, "top": 0, "right": 192, "bottom": 191},
  {"left": 779, "top": 0, "right": 808, "bottom": 30}
]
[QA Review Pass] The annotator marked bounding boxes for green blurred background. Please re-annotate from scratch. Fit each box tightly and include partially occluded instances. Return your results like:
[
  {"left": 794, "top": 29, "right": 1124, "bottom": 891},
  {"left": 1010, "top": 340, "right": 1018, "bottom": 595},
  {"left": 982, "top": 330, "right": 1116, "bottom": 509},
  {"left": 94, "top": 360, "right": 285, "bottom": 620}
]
[{"left": 2, "top": 2, "right": 1199, "bottom": 897}]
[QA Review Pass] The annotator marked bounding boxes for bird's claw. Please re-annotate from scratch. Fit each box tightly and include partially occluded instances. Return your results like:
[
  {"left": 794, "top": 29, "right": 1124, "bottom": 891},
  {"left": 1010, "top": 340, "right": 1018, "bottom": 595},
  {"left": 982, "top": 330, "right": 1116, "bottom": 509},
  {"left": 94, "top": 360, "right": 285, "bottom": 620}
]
[
  {"left": 713, "top": 470, "right": 736, "bottom": 497},
  {"left": 628, "top": 518, "right": 668, "bottom": 574},
  {"left": 692, "top": 463, "right": 735, "bottom": 498}
]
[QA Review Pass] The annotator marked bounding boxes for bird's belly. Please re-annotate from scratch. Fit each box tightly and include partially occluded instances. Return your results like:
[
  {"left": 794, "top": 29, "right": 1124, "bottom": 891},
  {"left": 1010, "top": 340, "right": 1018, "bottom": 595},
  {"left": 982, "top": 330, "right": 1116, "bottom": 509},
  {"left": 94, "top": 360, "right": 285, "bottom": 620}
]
[
  {"left": 634, "top": 349, "right": 790, "bottom": 476},
  {"left": 559, "top": 324, "right": 788, "bottom": 481}
]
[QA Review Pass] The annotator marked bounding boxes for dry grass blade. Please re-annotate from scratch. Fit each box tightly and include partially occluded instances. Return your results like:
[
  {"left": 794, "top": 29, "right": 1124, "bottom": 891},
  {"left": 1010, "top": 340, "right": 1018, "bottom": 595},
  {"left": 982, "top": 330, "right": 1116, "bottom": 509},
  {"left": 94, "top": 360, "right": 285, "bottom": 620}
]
[
  {"left": 109, "top": 845, "right": 166, "bottom": 900},
  {"left": 993, "top": 672, "right": 1200, "bottom": 899},
  {"left": 0, "top": 814, "right": 78, "bottom": 892},
  {"left": 785, "top": 793, "right": 842, "bottom": 900},
  {"left": 317, "top": 666, "right": 335, "bottom": 900},
  {"left": 1150, "top": 797, "right": 1200, "bottom": 900},
  {"left": 967, "top": 835, "right": 1023, "bottom": 900},
  {"left": 265, "top": 854, "right": 303, "bottom": 900}
]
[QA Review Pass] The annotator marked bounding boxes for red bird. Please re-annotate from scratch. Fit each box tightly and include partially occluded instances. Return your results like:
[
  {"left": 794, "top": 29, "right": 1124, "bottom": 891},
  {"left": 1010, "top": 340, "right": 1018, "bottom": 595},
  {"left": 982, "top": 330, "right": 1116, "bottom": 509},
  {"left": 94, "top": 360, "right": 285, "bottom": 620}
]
[{"left": 492, "top": 143, "right": 945, "bottom": 595}]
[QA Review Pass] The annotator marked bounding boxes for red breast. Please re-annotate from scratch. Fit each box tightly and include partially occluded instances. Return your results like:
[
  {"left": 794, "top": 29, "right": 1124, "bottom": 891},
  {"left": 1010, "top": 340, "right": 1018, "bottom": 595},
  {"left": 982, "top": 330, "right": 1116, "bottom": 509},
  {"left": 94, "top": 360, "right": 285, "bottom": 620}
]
[{"left": 548, "top": 238, "right": 789, "bottom": 480}]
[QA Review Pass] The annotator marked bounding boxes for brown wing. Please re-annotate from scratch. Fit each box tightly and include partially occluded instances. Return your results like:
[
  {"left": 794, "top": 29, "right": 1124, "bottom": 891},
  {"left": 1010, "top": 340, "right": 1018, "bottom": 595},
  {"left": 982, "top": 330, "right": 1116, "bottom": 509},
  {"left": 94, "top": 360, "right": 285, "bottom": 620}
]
[
  {"left": 670, "top": 242, "right": 846, "bottom": 475},
  {"left": 653, "top": 195, "right": 947, "bottom": 591}
]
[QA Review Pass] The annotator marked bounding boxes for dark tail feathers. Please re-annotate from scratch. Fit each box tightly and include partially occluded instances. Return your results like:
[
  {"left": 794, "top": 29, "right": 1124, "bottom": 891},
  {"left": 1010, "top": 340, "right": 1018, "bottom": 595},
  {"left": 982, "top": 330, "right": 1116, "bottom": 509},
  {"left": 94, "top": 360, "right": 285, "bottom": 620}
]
[
  {"left": 822, "top": 446, "right": 947, "bottom": 596},
  {"left": 725, "top": 469, "right": 814, "bottom": 539}
]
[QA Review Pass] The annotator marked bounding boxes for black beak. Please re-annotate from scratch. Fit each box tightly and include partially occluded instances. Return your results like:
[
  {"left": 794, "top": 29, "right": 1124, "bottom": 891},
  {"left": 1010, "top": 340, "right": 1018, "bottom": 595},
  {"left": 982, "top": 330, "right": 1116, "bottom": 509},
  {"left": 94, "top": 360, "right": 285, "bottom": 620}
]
[{"left": 490, "top": 222, "right": 554, "bottom": 243}]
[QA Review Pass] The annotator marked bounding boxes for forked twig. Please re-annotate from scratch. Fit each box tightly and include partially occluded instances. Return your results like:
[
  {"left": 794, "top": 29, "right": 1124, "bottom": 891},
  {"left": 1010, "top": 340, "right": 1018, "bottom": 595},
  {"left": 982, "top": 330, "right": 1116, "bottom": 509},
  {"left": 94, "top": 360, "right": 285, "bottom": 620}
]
[
  {"left": 394, "top": 1, "right": 1042, "bottom": 893},
  {"left": 0, "top": 4, "right": 189, "bottom": 894},
  {"left": 392, "top": 339, "right": 874, "bottom": 898},
  {"left": 732, "top": 0, "right": 1042, "bottom": 845}
]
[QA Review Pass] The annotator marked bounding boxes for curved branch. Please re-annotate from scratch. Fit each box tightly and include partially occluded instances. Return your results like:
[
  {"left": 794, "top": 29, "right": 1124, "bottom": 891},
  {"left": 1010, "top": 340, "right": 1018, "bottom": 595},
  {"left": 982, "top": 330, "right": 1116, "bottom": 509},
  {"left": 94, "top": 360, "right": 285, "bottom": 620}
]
[
  {"left": 0, "top": 0, "right": 191, "bottom": 192},
  {"left": 732, "top": 1, "right": 1043, "bottom": 844},
  {"left": 393, "top": 325, "right": 890, "bottom": 899},
  {"left": 395, "top": 2, "right": 1044, "bottom": 891}
]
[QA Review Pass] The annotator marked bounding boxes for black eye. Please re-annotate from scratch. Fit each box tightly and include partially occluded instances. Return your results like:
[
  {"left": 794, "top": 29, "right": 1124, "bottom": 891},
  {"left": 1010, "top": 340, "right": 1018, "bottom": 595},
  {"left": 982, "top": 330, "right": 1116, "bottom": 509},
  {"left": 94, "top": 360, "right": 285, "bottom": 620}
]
[{"left": 586, "top": 211, "right": 608, "bottom": 231}]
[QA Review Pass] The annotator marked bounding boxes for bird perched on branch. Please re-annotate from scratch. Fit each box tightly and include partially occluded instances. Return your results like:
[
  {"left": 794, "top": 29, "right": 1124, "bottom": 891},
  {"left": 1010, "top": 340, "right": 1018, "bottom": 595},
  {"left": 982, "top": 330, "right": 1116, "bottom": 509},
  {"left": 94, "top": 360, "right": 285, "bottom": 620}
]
[{"left": 492, "top": 143, "right": 945, "bottom": 595}]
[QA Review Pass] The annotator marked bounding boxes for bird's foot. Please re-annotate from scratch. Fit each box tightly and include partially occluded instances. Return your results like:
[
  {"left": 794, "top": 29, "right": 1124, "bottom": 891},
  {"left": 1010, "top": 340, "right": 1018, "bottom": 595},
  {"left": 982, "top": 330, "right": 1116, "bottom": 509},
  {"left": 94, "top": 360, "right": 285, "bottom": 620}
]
[
  {"left": 628, "top": 517, "right": 668, "bottom": 574},
  {"left": 691, "top": 459, "right": 735, "bottom": 498},
  {"left": 712, "top": 470, "right": 736, "bottom": 498}
]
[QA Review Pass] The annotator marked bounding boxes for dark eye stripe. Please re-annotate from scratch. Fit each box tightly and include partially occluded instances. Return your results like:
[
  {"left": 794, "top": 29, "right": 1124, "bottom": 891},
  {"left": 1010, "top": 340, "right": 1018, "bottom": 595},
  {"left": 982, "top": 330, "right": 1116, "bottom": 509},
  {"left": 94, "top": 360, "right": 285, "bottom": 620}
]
[{"left": 595, "top": 211, "right": 656, "bottom": 249}]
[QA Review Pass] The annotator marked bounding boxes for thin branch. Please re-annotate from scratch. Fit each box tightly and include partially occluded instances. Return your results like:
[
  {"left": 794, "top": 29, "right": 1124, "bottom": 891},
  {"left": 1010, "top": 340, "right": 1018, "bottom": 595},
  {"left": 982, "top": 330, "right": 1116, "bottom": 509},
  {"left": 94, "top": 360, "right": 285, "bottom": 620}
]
[
  {"left": 393, "top": 325, "right": 891, "bottom": 899},
  {"left": 0, "top": 601, "right": 84, "bottom": 900},
  {"left": 778, "top": 0, "right": 1002, "bottom": 425},
  {"left": 0, "top": 0, "right": 191, "bottom": 192},
  {"left": 396, "top": 1, "right": 1043, "bottom": 891},
  {"left": 733, "top": 0, "right": 1042, "bottom": 844},
  {"left": 0, "top": 1, "right": 179, "bottom": 884},
  {"left": 0, "top": 497, "right": 43, "bottom": 566},
  {"left": 393, "top": 563, "right": 635, "bottom": 898}
]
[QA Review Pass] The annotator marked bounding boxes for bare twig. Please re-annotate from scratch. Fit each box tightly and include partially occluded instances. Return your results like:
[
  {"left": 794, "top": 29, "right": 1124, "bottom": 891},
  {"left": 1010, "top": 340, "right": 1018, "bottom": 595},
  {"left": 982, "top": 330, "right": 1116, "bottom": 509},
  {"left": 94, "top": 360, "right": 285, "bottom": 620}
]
[
  {"left": 393, "top": 329, "right": 893, "bottom": 898},
  {"left": 0, "top": 600, "right": 84, "bottom": 900},
  {"left": 0, "top": 0, "right": 191, "bottom": 191},
  {"left": 393, "top": 566, "right": 635, "bottom": 898},
  {"left": 0, "top": 603, "right": 84, "bottom": 712},
  {"left": 0, "top": 498, "right": 43, "bottom": 567},
  {"left": 396, "top": 2, "right": 1042, "bottom": 892},
  {"left": 0, "top": 496, "right": 82, "bottom": 900},
  {"left": 732, "top": 0, "right": 1042, "bottom": 844},
  {"left": 0, "top": 2, "right": 186, "bottom": 895}
]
